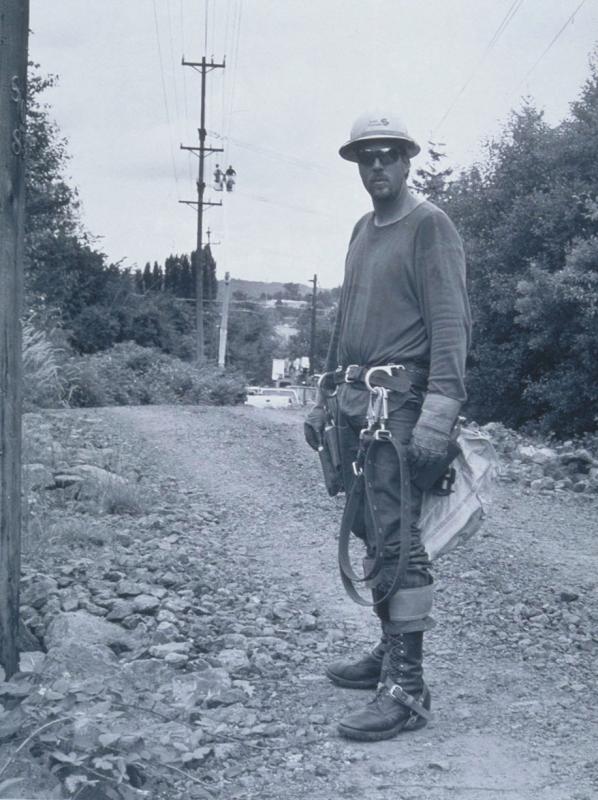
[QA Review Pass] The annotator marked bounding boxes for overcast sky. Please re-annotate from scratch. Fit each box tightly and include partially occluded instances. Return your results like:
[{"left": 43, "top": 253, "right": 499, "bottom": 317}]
[{"left": 29, "top": 0, "right": 598, "bottom": 288}]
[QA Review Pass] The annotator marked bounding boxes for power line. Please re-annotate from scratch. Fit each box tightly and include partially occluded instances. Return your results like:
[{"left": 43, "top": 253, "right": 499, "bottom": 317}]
[
  {"left": 204, "top": 0, "right": 209, "bottom": 53},
  {"left": 151, "top": 0, "right": 179, "bottom": 188},
  {"left": 522, "top": 0, "right": 588, "bottom": 82},
  {"left": 433, "top": 0, "right": 525, "bottom": 134}
]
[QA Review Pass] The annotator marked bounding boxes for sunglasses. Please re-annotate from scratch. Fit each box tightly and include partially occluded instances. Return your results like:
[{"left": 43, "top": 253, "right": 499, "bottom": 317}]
[{"left": 355, "top": 145, "right": 401, "bottom": 167}]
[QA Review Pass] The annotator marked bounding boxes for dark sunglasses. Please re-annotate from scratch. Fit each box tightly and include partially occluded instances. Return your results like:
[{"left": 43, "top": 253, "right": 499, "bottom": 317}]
[{"left": 355, "top": 145, "right": 401, "bottom": 167}]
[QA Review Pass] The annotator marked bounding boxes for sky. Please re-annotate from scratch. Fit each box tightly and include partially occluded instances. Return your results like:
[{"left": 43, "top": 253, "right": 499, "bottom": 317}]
[{"left": 29, "top": 0, "right": 598, "bottom": 289}]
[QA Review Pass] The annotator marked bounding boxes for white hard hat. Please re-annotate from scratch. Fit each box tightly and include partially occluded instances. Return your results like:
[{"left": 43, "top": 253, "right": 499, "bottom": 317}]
[{"left": 339, "top": 111, "right": 421, "bottom": 161}]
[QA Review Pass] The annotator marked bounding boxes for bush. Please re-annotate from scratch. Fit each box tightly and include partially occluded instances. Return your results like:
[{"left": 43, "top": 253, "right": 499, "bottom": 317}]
[
  {"left": 67, "top": 342, "right": 246, "bottom": 408},
  {"left": 22, "top": 317, "right": 71, "bottom": 410}
]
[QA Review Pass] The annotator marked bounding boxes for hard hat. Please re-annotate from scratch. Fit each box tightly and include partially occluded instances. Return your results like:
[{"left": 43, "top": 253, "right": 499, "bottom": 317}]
[{"left": 339, "top": 112, "right": 421, "bottom": 161}]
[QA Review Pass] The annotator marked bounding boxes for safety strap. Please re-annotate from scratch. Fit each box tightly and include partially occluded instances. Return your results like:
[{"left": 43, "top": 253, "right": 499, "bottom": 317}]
[
  {"left": 337, "top": 372, "right": 414, "bottom": 608},
  {"left": 384, "top": 678, "right": 433, "bottom": 721}
]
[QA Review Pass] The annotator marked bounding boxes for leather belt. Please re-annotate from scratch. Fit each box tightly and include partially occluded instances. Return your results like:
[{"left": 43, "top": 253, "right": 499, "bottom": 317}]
[{"left": 333, "top": 362, "right": 428, "bottom": 390}]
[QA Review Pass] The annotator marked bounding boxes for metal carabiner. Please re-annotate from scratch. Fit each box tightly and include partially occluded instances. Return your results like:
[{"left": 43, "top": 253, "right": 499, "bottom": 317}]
[{"left": 317, "top": 371, "right": 337, "bottom": 397}]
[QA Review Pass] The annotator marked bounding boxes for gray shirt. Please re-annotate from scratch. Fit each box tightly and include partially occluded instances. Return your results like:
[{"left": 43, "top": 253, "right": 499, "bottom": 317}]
[{"left": 327, "top": 200, "right": 471, "bottom": 403}]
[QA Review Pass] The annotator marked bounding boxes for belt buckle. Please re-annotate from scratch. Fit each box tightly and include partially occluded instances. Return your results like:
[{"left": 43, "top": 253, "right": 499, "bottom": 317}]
[
  {"left": 344, "top": 364, "right": 359, "bottom": 383},
  {"left": 364, "top": 364, "right": 405, "bottom": 391}
]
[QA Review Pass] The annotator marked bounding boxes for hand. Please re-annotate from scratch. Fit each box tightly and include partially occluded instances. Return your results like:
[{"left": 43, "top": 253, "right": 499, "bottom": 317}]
[
  {"left": 407, "top": 431, "right": 450, "bottom": 473},
  {"left": 407, "top": 393, "right": 459, "bottom": 472},
  {"left": 304, "top": 405, "right": 328, "bottom": 451}
]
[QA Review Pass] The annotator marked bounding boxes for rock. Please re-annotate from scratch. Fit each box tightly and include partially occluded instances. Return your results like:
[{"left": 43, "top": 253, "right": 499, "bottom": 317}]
[
  {"left": 45, "top": 610, "right": 135, "bottom": 652},
  {"left": 299, "top": 613, "right": 318, "bottom": 631},
  {"left": 160, "top": 571, "right": 180, "bottom": 588},
  {"left": 20, "top": 572, "right": 59, "bottom": 610},
  {"left": 43, "top": 642, "right": 121, "bottom": 685},
  {"left": 0, "top": 706, "right": 26, "bottom": 743},
  {"left": 530, "top": 477, "right": 555, "bottom": 491},
  {"left": 560, "top": 590, "right": 580, "bottom": 602},
  {"left": 116, "top": 580, "right": 145, "bottom": 597},
  {"left": 19, "top": 651, "right": 45, "bottom": 673},
  {"left": 133, "top": 594, "right": 161, "bottom": 614},
  {"left": 23, "top": 462, "right": 53, "bottom": 491},
  {"left": 560, "top": 449, "right": 594, "bottom": 471},
  {"left": 517, "top": 445, "right": 558, "bottom": 465},
  {"left": 573, "top": 480, "right": 588, "bottom": 493},
  {"left": 164, "top": 652, "right": 189, "bottom": 667},
  {"left": 217, "top": 633, "right": 248, "bottom": 649},
  {"left": 106, "top": 599, "right": 135, "bottom": 621},
  {"left": 60, "top": 591, "right": 81, "bottom": 612},
  {"left": 217, "top": 648, "right": 250, "bottom": 672},
  {"left": 149, "top": 642, "right": 192, "bottom": 658},
  {"left": 152, "top": 621, "right": 180, "bottom": 644}
]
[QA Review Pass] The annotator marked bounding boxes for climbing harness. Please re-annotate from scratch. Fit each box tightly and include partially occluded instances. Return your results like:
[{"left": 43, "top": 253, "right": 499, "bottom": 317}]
[{"left": 333, "top": 364, "right": 418, "bottom": 608}]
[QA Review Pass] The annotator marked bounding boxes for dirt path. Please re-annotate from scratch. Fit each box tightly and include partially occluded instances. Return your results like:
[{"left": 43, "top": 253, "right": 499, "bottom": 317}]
[{"left": 100, "top": 404, "right": 598, "bottom": 800}]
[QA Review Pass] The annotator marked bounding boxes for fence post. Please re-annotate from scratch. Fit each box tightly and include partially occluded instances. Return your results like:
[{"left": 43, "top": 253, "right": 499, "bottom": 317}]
[{"left": 0, "top": 0, "right": 29, "bottom": 678}]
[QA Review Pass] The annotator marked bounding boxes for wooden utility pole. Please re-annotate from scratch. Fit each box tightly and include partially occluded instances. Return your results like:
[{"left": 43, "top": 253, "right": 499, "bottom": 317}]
[
  {"left": 218, "top": 271, "right": 231, "bottom": 368},
  {"left": 180, "top": 56, "right": 225, "bottom": 363},
  {"left": 308, "top": 274, "right": 317, "bottom": 375},
  {"left": 0, "top": 0, "right": 28, "bottom": 678}
]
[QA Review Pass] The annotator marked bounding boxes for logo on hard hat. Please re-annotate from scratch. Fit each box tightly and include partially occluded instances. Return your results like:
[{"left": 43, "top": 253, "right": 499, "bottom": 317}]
[{"left": 368, "top": 117, "right": 390, "bottom": 128}]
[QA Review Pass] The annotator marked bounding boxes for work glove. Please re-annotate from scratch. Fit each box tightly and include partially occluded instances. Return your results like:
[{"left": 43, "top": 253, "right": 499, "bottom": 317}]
[
  {"left": 304, "top": 405, "right": 328, "bottom": 451},
  {"left": 407, "top": 394, "right": 460, "bottom": 473}
]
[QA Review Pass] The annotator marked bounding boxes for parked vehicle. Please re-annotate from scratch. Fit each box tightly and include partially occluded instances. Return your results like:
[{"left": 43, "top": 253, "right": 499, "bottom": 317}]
[{"left": 244, "top": 387, "right": 300, "bottom": 409}]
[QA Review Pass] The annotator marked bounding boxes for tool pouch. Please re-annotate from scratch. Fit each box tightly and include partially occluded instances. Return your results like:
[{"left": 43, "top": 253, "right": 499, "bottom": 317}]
[
  {"left": 411, "top": 438, "right": 461, "bottom": 494},
  {"left": 318, "top": 435, "right": 343, "bottom": 496},
  {"left": 324, "top": 423, "right": 342, "bottom": 472}
]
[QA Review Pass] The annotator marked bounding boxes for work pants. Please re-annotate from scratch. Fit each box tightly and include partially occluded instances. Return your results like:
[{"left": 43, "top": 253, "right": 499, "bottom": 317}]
[{"left": 336, "top": 383, "right": 433, "bottom": 633}]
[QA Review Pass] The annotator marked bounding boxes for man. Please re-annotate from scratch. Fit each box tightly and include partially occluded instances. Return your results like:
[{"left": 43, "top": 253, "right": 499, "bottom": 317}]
[{"left": 305, "top": 112, "right": 471, "bottom": 741}]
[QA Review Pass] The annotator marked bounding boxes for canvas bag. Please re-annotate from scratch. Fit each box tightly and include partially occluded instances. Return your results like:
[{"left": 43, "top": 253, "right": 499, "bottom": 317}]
[{"left": 420, "top": 425, "right": 497, "bottom": 561}]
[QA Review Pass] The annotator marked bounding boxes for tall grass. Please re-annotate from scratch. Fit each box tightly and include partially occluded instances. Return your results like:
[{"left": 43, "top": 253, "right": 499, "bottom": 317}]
[{"left": 22, "top": 318, "right": 69, "bottom": 410}]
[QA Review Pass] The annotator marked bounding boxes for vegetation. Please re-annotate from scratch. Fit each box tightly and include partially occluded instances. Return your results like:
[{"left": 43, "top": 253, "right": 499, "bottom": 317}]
[{"left": 413, "top": 57, "right": 598, "bottom": 436}]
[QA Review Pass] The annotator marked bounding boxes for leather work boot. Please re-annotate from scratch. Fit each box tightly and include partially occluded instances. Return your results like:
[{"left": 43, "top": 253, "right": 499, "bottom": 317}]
[
  {"left": 325, "top": 637, "right": 386, "bottom": 689},
  {"left": 337, "top": 631, "right": 432, "bottom": 741}
]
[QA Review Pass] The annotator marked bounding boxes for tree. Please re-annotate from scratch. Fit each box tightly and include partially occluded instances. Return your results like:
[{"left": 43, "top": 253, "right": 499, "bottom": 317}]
[
  {"left": 412, "top": 142, "right": 453, "bottom": 204},
  {"left": 288, "top": 305, "right": 336, "bottom": 374},
  {"left": 282, "top": 282, "right": 301, "bottom": 300},
  {"left": 226, "top": 304, "right": 278, "bottom": 383},
  {"left": 441, "top": 62, "right": 598, "bottom": 433}
]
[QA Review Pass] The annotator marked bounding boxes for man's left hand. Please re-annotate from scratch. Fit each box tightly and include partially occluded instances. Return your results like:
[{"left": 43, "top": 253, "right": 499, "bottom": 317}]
[{"left": 407, "top": 393, "right": 460, "bottom": 473}]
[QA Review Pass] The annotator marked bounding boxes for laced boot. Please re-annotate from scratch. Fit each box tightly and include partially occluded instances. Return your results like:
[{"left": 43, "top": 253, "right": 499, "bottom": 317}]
[
  {"left": 325, "top": 635, "right": 386, "bottom": 689},
  {"left": 337, "top": 631, "right": 431, "bottom": 741}
]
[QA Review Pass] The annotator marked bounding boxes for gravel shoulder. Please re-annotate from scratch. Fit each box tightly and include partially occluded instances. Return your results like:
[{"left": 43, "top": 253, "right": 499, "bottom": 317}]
[{"left": 96, "top": 404, "right": 598, "bottom": 800}]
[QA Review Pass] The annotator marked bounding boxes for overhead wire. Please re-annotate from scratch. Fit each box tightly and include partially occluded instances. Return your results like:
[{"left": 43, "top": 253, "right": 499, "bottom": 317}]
[
  {"left": 522, "top": 0, "right": 588, "bottom": 82},
  {"left": 151, "top": 0, "right": 180, "bottom": 188},
  {"left": 179, "top": 0, "right": 193, "bottom": 182},
  {"left": 432, "top": 0, "right": 525, "bottom": 134}
]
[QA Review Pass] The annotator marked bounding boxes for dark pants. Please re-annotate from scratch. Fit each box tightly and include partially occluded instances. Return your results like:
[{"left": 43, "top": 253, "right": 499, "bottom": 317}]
[{"left": 336, "top": 382, "right": 433, "bottom": 632}]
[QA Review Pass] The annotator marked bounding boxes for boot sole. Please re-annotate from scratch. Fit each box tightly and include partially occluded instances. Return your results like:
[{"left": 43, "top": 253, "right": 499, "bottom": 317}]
[
  {"left": 337, "top": 715, "right": 428, "bottom": 741},
  {"left": 325, "top": 668, "right": 380, "bottom": 690}
]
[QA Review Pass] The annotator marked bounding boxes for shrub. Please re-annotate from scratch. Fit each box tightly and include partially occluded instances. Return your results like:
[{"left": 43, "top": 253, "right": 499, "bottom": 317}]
[
  {"left": 67, "top": 342, "right": 246, "bottom": 408},
  {"left": 22, "top": 317, "right": 70, "bottom": 410}
]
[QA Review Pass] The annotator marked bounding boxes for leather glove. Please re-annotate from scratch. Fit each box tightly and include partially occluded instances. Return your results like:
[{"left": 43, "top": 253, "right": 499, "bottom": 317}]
[
  {"left": 407, "top": 394, "right": 460, "bottom": 473},
  {"left": 304, "top": 405, "right": 328, "bottom": 451}
]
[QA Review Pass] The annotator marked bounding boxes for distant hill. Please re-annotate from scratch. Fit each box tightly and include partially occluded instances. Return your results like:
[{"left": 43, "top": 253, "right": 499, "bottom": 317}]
[{"left": 216, "top": 278, "right": 311, "bottom": 299}]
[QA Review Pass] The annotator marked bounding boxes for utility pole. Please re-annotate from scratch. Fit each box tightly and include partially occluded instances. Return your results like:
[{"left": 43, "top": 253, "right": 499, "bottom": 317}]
[
  {"left": 218, "top": 271, "right": 232, "bottom": 368},
  {"left": 309, "top": 274, "right": 317, "bottom": 375},
  {"left": 180, "top": 56, "right": 225, "bottom": 363},
  {"left": 0, "top": 0, "right": 28, "bottom": 678}
]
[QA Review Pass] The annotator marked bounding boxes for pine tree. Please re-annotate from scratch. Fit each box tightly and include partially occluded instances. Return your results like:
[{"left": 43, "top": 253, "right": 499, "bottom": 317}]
[
  {"left": 412, "top": 142, "right": 453, "bottom": 204},
  {"left": 142, "top": 262, "right": 152, "bottom": 293},
  {"left": 152, "top": 261, "right": 162, "bottom": 291}
]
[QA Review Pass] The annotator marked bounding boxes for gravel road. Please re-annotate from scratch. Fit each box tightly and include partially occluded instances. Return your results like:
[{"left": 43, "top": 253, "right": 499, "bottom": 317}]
[{"left": 100, "top": 404, "right": 598, "bottom": 800}]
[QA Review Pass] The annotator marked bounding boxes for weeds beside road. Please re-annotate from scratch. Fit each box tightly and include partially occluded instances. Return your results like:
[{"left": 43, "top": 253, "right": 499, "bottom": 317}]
[{"left": 3, "top": 405, "right": 597, "bottom": 800}]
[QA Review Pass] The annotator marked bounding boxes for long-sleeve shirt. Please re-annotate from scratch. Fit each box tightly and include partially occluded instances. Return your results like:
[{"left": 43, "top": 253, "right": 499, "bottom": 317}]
[{"left": 326, "top": 200, "right": 471, "bottom": 403}]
